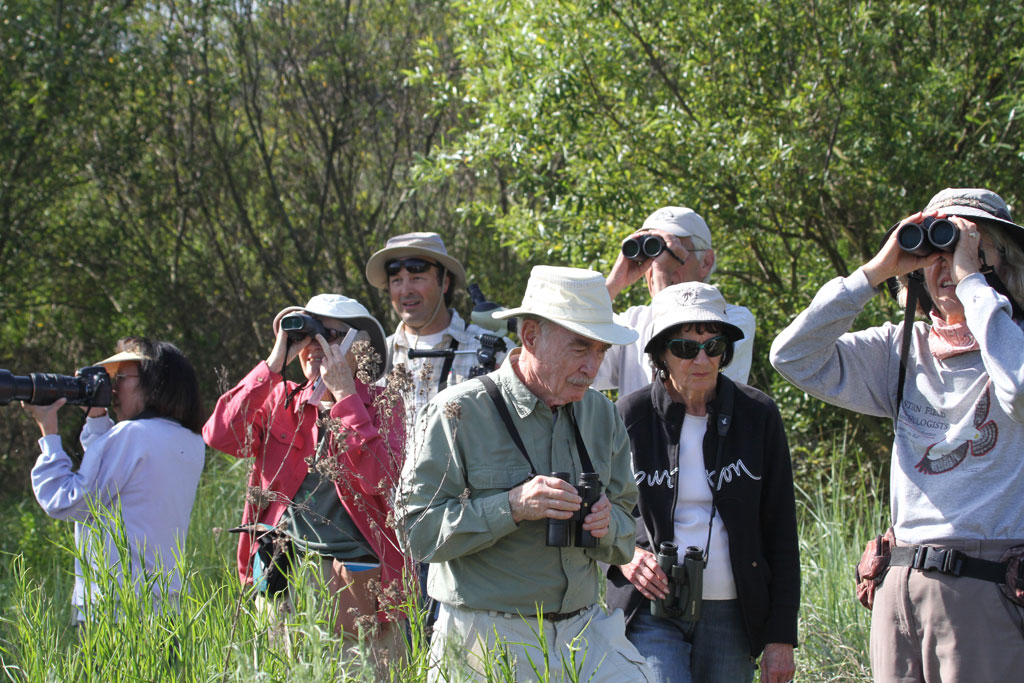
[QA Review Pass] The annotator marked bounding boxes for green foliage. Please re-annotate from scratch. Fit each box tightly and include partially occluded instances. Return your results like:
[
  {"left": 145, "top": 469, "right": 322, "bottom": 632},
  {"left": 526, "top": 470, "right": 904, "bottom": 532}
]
[{"left": 410, "top": 0, "right": 1024, "bottom": 488}]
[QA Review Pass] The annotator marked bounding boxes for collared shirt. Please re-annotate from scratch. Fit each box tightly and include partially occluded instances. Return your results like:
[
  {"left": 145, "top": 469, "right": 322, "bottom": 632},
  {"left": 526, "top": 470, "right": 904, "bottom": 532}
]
[
  {"left": 593, "top": 302, "right": 756, "bottom": 397},
  {"left": 386, "top": 308, "right": 513, "bottom": 424},
  {"left": 397, "top": 350, "right": 638, "bottom": 614}
]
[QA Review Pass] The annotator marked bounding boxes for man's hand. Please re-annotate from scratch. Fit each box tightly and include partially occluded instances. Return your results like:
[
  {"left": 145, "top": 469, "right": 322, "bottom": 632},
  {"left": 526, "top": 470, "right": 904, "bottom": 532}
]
[
  {"left": 581, "top": 493, "right": 612, "bottom": 538},
  {"left": 759, "top": 642, "right": 795, "bottom": 683},
  {"left": 23, "top": 398, "right": 66, "bottom": 438},
  {"left": 508, "top": 475, "right": 581, "bottom": 524},
  {"left": 606, "top": 245, "right": 651, "bottom": 301},
  {"left": 619, "top": 546, "right": 669, "bottom": 600}
]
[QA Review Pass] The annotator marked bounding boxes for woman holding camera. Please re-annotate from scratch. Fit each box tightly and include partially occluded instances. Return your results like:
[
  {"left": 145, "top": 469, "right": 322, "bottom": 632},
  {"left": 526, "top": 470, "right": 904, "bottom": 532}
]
[
  {"left": 771, "top": 188, "right": 1024, "bottom": 681},
  {"left": 202, "top": 294, "right": 407, "bottom": 663},
  {"left": 605, "top": 282, "right": 799, "bottom": 683},
  {"left": 24, "top": 338, "right": 205, "bottom": 623}
]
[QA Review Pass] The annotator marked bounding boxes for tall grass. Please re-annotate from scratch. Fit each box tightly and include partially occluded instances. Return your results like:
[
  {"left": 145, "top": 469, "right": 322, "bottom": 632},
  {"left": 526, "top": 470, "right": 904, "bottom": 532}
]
[{"left": 0, "top": 448, "right": 888, "bottom": 681}]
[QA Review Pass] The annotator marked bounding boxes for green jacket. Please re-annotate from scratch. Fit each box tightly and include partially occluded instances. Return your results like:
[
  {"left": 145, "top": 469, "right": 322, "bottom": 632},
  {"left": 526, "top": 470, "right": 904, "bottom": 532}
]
[{"left": 397, "top": 352, "right": 638, "bottom": 614}]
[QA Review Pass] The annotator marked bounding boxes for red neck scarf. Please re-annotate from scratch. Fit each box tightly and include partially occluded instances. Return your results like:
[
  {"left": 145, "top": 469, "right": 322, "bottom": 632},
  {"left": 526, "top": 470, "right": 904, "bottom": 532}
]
[{"left": 928, "top": 312, "right": 979, "bottom": 360}]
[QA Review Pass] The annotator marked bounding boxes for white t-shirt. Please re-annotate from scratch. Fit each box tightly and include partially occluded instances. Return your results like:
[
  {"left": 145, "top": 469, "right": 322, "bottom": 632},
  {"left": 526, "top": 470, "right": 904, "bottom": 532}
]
[{"left": 673, "top": 413, "right": 737, "bottom": 600}]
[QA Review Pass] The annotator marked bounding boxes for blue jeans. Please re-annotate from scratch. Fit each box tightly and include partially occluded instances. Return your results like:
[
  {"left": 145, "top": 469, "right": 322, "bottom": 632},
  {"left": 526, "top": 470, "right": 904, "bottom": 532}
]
[{"left": 626, "top": 599, "right": 755, "bottom": 683}]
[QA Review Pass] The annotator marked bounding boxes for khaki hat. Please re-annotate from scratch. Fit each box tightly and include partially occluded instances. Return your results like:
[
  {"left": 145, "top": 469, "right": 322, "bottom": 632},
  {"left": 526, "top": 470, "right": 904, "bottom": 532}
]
[
  {"left": 924, "top": 187, "right": 1024, "bottom": 239},
  {"left": 638, "top": 206, "right": 713, "bottom": 251},
  {"left": 94, "top": 350, "right": 148, "bottom": 379},
  {"left": 644, "top": 282, "right": 744, "bottom": 353},
  {"left": 493, "top": 266, "right": 639, "bottom": 346},
  {"left": 365, "top": 232, "right": 467, "bottom": 290}
]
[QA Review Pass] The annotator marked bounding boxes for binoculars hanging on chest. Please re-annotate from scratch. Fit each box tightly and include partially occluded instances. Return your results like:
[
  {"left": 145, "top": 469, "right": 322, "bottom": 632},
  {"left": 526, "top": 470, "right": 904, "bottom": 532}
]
[
  {"left": 650, "top": 541, "right": 704, "bottom": 623},
  {"left": 546, "top": 472, "right": 602, "bottom": 549}
]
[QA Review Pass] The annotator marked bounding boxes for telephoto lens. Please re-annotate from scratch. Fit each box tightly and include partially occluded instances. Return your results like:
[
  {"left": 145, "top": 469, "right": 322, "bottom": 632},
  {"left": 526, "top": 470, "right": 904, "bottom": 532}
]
[
  {"left": 0, "top": 366, "right": 112, "bottom": 407},
  {"left": 545, "top": 472, "right": 573, "bottom": 547},
  {"left": 574, "top": 472, "right": 602, "bottom": 548}
]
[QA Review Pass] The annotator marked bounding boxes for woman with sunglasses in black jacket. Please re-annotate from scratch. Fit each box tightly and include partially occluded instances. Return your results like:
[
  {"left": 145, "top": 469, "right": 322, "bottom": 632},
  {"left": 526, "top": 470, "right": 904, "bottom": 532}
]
[{"left": 605, "top": 281, "right": 800, "bottom": 683}]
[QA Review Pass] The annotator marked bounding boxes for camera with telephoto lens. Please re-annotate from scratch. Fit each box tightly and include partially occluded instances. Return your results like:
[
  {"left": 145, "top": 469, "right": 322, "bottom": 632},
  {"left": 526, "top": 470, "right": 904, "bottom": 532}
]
[
  {"left": 0, "top": 366, "right": 113, "bottom": 407},
  {"left": 546, "top": 471, "right": 602, "bottom": 549},
  {"left": 621, "top": 234, "right": 669, "bottom": 262},
  {"left": 896, "top": 217, "right": 959, "bottom": 257},
  {"left": 280, "top": 312, "right": 327, "bottom": 343},
  {"left": 650, "top": 542, "right": 704, "bottom": 622}
]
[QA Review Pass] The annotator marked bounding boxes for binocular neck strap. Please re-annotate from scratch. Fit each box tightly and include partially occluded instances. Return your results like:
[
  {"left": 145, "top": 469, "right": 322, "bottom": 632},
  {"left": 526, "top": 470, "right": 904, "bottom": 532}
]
[
  {"left": 896, "top": 272, "right": 925, "bottom": 425},
  {"left": 479, "top": 375, "right": 537, "bottom": 476},
  {"left": 567, "top": 405, "right": 596, "bottom": 474},
  {"left": 702, "top": 379, "right": 735, "bottom": 566}
]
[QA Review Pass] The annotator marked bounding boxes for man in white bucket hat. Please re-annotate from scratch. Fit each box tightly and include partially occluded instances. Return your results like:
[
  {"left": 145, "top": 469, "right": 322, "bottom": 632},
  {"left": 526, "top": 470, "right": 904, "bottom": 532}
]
[
  {"left": 398, "top": 266, "right": 654, "bottom": 682},
  {"left": 598, "top": 206, "right": 756, "bottom": 396}
]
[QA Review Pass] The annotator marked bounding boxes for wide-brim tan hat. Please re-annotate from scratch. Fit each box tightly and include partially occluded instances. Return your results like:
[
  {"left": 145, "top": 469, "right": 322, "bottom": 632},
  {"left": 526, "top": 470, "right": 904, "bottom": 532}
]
[
  {"left": 643, "top": 282, "right": 744, "bottom": 353},
  {"left": 365, "top": 232, "right": 467, "bottom": 290},
  {"left": 493, "top": 266, "right": 638, "bottom": 346},
  {"left": 94, "top": 350, "right": 149, "bottom": 379}
]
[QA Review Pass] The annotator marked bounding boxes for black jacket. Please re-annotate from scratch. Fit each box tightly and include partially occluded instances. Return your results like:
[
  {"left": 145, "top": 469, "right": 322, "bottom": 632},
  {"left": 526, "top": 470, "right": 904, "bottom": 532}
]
[{"left": 605, "top": 375, "right": 800, "bottom": 657}]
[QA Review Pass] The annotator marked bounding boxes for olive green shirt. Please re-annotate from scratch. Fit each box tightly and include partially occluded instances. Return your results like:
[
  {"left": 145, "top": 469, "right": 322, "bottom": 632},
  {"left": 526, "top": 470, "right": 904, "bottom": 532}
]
[{"left": 397, "top": 351, "right": 638, "bottom": 614}]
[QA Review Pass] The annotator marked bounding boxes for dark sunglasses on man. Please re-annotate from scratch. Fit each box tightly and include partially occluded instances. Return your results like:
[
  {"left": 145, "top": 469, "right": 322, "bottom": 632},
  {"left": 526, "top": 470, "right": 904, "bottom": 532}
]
[
  {"left": 386, "top": 257, "right": 438, "bottom": 277},
  {"left": 666, "top": 335, "right": 728, "bottom": 360}
]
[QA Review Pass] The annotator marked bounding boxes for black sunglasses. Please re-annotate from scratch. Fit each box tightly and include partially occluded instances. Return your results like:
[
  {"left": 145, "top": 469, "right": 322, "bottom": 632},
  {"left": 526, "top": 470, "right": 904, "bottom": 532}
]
[
  {"left": 666, "top": 335, "right": 728, "bottom": 360},
  {"left": 321, "top": 326, "right": 348, "bottom": 343},
  {"left": 386, "top": 257, "right": 438, "bottom": 277}
]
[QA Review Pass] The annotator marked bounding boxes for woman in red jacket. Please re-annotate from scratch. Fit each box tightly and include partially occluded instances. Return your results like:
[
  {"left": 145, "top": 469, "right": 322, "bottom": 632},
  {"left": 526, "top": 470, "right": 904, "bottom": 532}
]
[{"left": 203, "top": 294, "right": 407, "bottom": 663}]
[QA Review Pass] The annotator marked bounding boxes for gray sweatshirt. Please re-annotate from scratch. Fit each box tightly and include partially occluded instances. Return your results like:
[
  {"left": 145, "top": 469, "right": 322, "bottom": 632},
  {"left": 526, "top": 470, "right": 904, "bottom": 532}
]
[{"left": 770, "top": 268, "right": 1024, "bottom": 544}]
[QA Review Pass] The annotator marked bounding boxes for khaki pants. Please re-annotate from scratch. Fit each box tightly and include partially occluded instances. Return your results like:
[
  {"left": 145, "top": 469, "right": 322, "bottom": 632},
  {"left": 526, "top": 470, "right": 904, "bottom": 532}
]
[
  {"left": 870, "top": 538, "right": 1024, "bottom": 682},
  {"left": 428, "top": 602, "right": 653, "bottom": 683}
]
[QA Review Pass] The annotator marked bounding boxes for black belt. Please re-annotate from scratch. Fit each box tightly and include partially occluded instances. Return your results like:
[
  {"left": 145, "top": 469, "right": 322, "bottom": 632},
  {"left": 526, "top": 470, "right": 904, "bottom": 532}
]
[
  {"left": 890, "top": 545, "right": 1006, "bottom": 583},
  {"left": 487, "top": 606, "right": 588, "bottom": 622}
]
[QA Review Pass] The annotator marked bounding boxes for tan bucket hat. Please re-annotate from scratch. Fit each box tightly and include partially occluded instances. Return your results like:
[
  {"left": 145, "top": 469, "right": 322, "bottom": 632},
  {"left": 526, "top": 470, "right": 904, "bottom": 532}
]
[
  {"left": 365, "top": 232, "right": 467, "bottom": 290},
  {"left": 493, "top": 266, "right": 639, "bottom": 346},
  {"left": 643, "top": 282, "right": 744, "bottom": 353}
]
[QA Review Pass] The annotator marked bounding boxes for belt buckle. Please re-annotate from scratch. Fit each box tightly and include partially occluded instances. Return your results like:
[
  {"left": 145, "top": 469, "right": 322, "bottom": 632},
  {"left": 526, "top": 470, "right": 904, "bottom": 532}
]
[{"left": 913, "top": 546, "right": 964, "bottom": 576}]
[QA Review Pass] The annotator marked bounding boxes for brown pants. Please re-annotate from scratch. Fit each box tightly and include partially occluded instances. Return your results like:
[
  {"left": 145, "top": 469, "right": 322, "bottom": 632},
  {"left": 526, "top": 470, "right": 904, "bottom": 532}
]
[{"left": 870, "top": 538, "right": 1024, "bottom": 682}]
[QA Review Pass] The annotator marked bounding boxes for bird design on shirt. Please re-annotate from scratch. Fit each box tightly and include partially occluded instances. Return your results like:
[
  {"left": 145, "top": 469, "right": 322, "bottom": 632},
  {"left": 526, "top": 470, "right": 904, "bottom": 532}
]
[{"left": 915, "top": 385, "right": 998, "bottom": 475}]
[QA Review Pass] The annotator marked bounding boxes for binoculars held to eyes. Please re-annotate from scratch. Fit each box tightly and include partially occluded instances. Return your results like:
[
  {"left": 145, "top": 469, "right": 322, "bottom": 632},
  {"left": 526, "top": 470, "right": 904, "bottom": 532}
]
[
  {"left": 546, "top": 472, "right": 602, "bottom": 549},
  {"left": 650, "top": 542, "right": 704, "bottom": 622},
  {"left": 281, "top": 313, "right": 329, "bottom": 343},
  {"left": 897, "top": 217, "right": 959, "bottom": 257},
  {"left": 0, "top": 366, "right": 113, "bottom": 407},
  {"left": 622, "top": 234, "right": 670, "bottom": 262}
]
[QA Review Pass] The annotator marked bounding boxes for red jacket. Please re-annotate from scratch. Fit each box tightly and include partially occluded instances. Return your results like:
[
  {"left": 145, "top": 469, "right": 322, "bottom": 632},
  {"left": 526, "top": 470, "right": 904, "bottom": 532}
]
[{"left": 203, "top": 361, "right": 408, "bottom": 621}]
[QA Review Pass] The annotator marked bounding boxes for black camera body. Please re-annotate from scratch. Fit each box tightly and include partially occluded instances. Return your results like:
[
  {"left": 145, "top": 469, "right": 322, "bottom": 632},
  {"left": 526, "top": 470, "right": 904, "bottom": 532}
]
[
  {"left": 897, "top": 217, "right": 959, "bottom": 257},
  {"left": 280, "top": 312, "right": 327, "bottom": 343},
  {"left": 622, "top": 234, "right": 668, "bottom": 262},
  {"left": 0, "top": 366, "right": 113, "bottom": 407},
  {"left": 650, "top": 541, "right": 704, "bottom": 622},
  {"left": 546, "top": 471, "right": 602, "bottom": 549}
]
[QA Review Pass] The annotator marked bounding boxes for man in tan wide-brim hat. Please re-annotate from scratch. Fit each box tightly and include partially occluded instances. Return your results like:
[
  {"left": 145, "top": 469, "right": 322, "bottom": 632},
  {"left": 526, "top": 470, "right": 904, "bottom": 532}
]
[
  {"left": 365, "top": 231, "right": 512, "bottom": 417},
  {"left": 398, "top": 266, "right": 654, "bottom": 682}
]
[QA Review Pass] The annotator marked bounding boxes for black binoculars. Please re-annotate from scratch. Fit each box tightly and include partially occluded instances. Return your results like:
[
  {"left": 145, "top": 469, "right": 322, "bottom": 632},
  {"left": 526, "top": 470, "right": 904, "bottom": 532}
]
[
  {"left": 280, "top": 312, "right": 328, "bottom": 343},
  {"left": 0, "top": 366, "right": 113, "bottom": 407},
  {"left": 650, "top": 542, "right": 704, "bottom": 622},
  {"left": 621, "top": 234, "right": 669, "bottom": 262},
  {"left": 896, "top": 217, "right": 959, "bottom": 257},
  {"left": 546, "top": 472, "right": 602, "bottom": 549}
]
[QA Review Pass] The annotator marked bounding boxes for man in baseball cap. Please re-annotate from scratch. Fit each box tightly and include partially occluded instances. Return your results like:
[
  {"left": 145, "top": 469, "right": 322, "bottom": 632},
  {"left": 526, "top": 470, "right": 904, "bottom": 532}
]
[{"left": 597, "top": 206, "right": 756, "bottom": 397}]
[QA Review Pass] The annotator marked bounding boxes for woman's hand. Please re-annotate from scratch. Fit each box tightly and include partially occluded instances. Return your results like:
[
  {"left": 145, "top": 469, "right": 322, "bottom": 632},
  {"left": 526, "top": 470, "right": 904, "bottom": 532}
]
[
  {"left": 620, "top": 546, "right": 669, "bottom": 600},
  {"left": 863, "top": 211, "right": 943, "bottom": 288},
  {"left": 949, "top": 216, "right": 985, "bottom": 284},
  {"left": 22, "top": 398, "right": 66, "bottom": 438},
  {"left": 266, "top": 307, "right": 311, "bottom": 375},
  {"left": 759, "top": 642, "right": 795, "bottom": 683},
  {"left": 317, "top": 333, "right": 357, "bottom": 400}
]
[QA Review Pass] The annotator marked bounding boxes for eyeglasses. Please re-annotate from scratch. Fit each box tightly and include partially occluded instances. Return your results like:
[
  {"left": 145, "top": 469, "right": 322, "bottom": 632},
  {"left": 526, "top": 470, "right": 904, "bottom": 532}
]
[
  {"left": 386, "top": 258, "right": 438, "bottom": 277},
  {"left": 113, "top": 373, "right": 139, "bottom": 383},
  {"left": 321, "top": 326, "right": 348, "bottom": 344},
  {"left": 665, "top": 335, "right": 728, "bottom": 360}
]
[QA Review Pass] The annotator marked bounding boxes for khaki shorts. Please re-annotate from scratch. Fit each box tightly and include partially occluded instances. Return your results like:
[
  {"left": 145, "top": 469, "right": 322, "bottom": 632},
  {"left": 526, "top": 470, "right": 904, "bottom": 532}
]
[
  {"left": 870, "top": 538, "right": 1024, "bottom": 682},
  {"left": 428, "top": 602, "right": 653, "bottom": 683}
]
